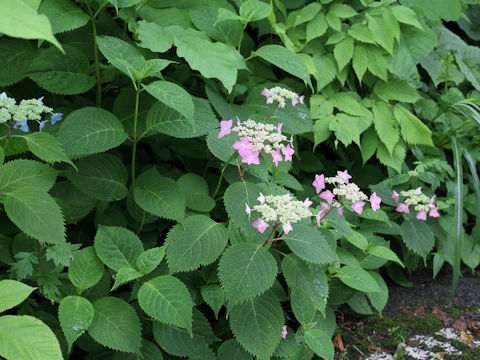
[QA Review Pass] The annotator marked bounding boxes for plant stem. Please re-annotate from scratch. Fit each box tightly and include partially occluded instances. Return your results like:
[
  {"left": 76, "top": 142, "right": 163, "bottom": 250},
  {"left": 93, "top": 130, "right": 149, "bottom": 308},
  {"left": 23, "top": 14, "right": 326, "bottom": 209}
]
[
  {"left": 91, "top": 13, "right": 102, "bottom": 107},
  {"left": 266, "top": 103, "right": 279, "bottom": 118},
  {"left": 131, "top": 87, "right": 141, "bottom": 193},
  {"left": 212, "top": 153, "right": 237, "bottom": 199}
]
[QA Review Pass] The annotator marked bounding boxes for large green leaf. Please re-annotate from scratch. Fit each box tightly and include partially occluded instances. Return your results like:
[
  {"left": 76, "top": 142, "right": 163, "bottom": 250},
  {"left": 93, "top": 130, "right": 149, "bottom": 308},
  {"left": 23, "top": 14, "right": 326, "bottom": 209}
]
[
  {"left": 0, "top": 159, "right": 57, "bottom": 193},
  {"left": 38, "top": 0, "right": 89, "bottom": 34},
  {"left": 376, "top": 141, "right": 406, "bottom": 172},
  {"left": 372, "top": 102, "right": 400, "bottom": 154},
  {"left": 177, "top": 173, "right": 215, "bottom": 212},
  {"left": 68, "top": 246, "right": 104, "bottom": 293},
  {"left": 4, "top": 187, "right": 65, "bottom": 245},
  {"left": 190, "top": 6, "right": 242, "bottom": 46},
  {"left": 304, "top": 329, "right": 334, "bottom": 360},
  {"left": 65, "top": 154, "right": 128, "bottom": 202},
  {"left": 0, "top": 279, "right": 35, "bottom": 313},
  {"left": 0, "top": 315, "right": 63, "bottom": 360},
  {"left": 51, "top": 180, "right": 96, "bottom": 224},
  {"left": 240, "top": 0, "right": 272, "bottom": 21},
  {"left": 336, "top": 265, "right": 381, "bottom": 293},
  {"left": 28, "top": 45, "right": 94, "bottom": 95},
  {"left": 88, "top": 297, "right": 141, "bottom": 354},
  {"left": 138, "top": 275, "right": 193, "bottom": 334},
  {"left": 24, "top": 132, "right": 73, "bottom": 166},
  {"left": 394, "top": 104, "right": 433, "bottom": 146},
  {"left": 254, "top": 45, "right": 311, "bottom": 86},
  {"left": 111, "top": 266, "right": 143, "bottom": 291},
  {"left": 401, "top": 219, "right": 435, "bottom": 257},
  {"left": 136, "top": 246, "right": 166, "bottom": 274},
  {"left": 352, "top": 44, "right": 368, "bottom": 83},
  {"left": 374, "top": 79, "right": 421, "bottom": 103},
  {"left": 283, "top": 225, "right": 336, "bottom": 265},
  {"left": 58, "top": 296, "right": 94, "bottom": 352},
  {"left": 143, "top": 81, "right": 195, "bottom": 125},
  {"left": 0, "top": 37, "right": 35, "bottom": 87},
  {"left": 368, "top": 15, "right": 394, "bottom": 54},
  {"left": 218, "top": 243, "right": 277, "bottom": 306},
  {"left": 201, "top": 285, "right": 224, "bottom": 319},
  {"left": 401, "top": 0, "right": 461, "bottom": 21},
  {"left": 57, "top": 107, "right": 127, "bottom": 159},
  {"left": 0, "top": 0, "right": 62, "bottom": 51},
  {"left": 229, "top": 292, "right": 284, "bottom": 359},
  {"left": 334, "top": 37, "right": 354, "bottom": 71},
  {"left": 217, "top": 339, "right": 252, "bottom": 360},
  {"left": 137, "top": 21, "right": 173, "bottom": 53},
  {"left": 291, "top": 288, "right": 316, "bottom": 325},
  {"left": 366, "top": 272, "right": 389, "bottom": 315},
  {"left": 94, "top": 226, "right": 144, "bottom": 271},
  {"left": 134, "top": 167, "right": 185, "bottom": 221},
  {"left": 166, "top": 215, "right": 227, "bottom": 273}
]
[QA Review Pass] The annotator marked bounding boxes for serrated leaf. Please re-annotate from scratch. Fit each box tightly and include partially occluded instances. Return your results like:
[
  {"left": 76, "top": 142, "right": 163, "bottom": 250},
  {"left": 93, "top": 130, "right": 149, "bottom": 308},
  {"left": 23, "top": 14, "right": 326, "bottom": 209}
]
[
  {"left": 334, "top": 37, "right": 354, "bottom": 71},
  {"left": 143, "top": 81, "right": 195, "bottom": 126},
  {"left": 166, "top": 215, "right": 227, "bottom": 273},
  {"left": 177, "top": 173, "right": 215, "bottom": 212},
  {"left": 368, "top": 246, "right": 404, "bottom": 267},
  {"left": 326, "top": 11, "right": 341, "bottom": 31},
  {"left": 291, "top": 288, "right": 316, "bottom": 325},
  {"left": 28, "top": 45, "right": 94, "bottom": 95},
  {"left": 240, "top": 0, "right": 271, "bottom": 21},
  {"left": 51, "top": 180, "right": 96, "bottom": 224},
  {"left": 201, "top": 284, "right": 224, "bottom": 319},
  {"left": 283, "top": 225, "right": 336, "bottom": 265},
  {"left": 24, "top": 132, "right": 73, "bottom": 166},
  {"left": 229, "top": 292, "right": 283, "bottom": 359},
  {"left": 352, "top": 44, "right": 368, "bottom": 83},
  {"left": 0, "top": 159, "right": 57, "bottom": 193},
  {"left": 39, "top": 0, "right": 89, "bottom": 34},
  {"left": 368, "top": 16, "right": 394, "bottom": 54},
  {"left": 137, "top": 21, "right": 173, "bottom": 53},
  {"left": 88, "top": 297, "right": 141, "bottom": 354},
  {"left": 4, "top": 187, "right": 65, "bottom": 245},
  {"left": 65, "top": 153, "right": 128, "bottom": 202},
  {"left": 138, "top": 275, "right": 193, "bottom": 334},
  {"left": 366, "top": 272, "right": 388, "bottom": 315},
  {"left": 218, "top": 243, "right": 277, "bottom": 306},
  {"left": 374, "top": 79, "right": 420, "bottom": 103},
  {"left": 0, "top": 0, "right": 62, "bottom": 51},
  {"left": 366, "top": 45, "right": 388, "bottom": 81},
  {"left": 0, "top": 315, "right": 63, "bottom": 360},
  {"left": 304, "top": 329, "right": 334, "bottom": 360},
  {"left": 390, "top": 5, "right": 423, "bottom": 29},
  {"left": 136, "top": 246, "right": 166, "bottom": 274},
  {"left": 255, "top": 45, "right": 311, "bottom": 86},
  {"left": 401, "top": 219, "right": 435, "bottom": 257},
  {"left": 58, "top": 296, "right": 94, "bottom": 352},
  {"left": 217, "top": 339, "right": 252, "bottom": 360},
  {"left": 394, "top": 104, "right": 433, "bottom": 146},
  {"left": 307, "top": 13, "right": 328, "bottom": 43},
  {"left": 0, "top": 279, "right": 35, "bottom": 313},
  {"left": 57, "top": 107, "right": 127, "bottom": 159},
  {"left": 282, "top": 254, "right": 329, "bottom": 312},
  {"left": 94, "top": 226, "right": 144, "bottom": 271},
  {"left": 68, "top": 246, "right": 104, "bottom": 293},
  {"left": 336, "top": 265, "right": 381, "bottom": 293},
  {"left": 0, "top": 37, "right": 35, "bottom": 87},
  {"left": 111, "top": 266, "right": 143, "bottom": 291},
  {"left": 372, "top": 102, "right": 400, "bottom": 154},
  {"left": 312, "top": 53, "right": 337, "bottom": 90},
  {"left": 348, "top": 23, "right": 376, "bottom": 44},
  {"left": 134, "top": 167, "right": 185, "bottom": 221}
]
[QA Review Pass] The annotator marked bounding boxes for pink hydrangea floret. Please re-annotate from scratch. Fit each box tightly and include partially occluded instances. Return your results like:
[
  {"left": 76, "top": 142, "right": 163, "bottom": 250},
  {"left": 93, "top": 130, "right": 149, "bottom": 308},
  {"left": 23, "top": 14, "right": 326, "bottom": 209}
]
[
  {"left": 319, "top": 190, "right": 334, "bottom": 204},
  {"left": 352, "top": 200, "right": 365, "bottom": 215},
  {"left": 281, "top": 144, "right": 295, "bottom": 162},
  {"left": 370, "top": 192, "right": 382, "bottom": 212},
  {"left": 282, "top": 325, "right": 288, "bottom": 339},
  {"left": 218, "top": 119, "right": 232, "bottom": 138},
  {"left": 313, "top": 174, "right": 325, "bottom": 194},
  {"left": 416, "top": 209, "right": 427, "bottom": 220},
  {"left": 252, "top": 218, "right": 269, "bottom": 233},
  {"left": 396, "top": 203, "right": 410, "bottom": 214}
]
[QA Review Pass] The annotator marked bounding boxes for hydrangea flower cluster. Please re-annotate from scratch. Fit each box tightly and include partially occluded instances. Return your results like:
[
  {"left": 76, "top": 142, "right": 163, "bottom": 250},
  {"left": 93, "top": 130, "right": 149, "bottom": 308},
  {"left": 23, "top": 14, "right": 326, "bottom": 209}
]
[
  {"left": 261, "top": 86, "right": 304, "bottom": 108},
  {"left": 218, "top": 117, "right": 294, "bottom": 166},
  {"left": 392, "top": 187, "right": 440, "bottom": 220},
  {"left": 245, "top": 192, "right": 313, "bottom": 234},
  {"left": 312, "top": 170, "right": 382, "bottom": 225},
  {"left": 0, "top": 92, "right": 62, "bottom": 132}
]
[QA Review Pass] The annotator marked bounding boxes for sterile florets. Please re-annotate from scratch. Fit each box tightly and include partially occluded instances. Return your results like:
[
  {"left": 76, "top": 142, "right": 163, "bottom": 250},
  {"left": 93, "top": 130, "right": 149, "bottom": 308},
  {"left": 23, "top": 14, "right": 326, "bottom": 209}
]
[{"left": 261, "top": 86, "right": 304, "bottom": 108}]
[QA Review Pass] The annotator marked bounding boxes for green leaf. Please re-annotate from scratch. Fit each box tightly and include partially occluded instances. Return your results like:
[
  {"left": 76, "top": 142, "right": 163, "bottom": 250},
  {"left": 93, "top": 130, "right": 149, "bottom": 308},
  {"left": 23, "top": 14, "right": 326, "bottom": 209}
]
[
  {"left": 38, "top": 0, "right": 89, "bottom": 34},
  {"left": 217, "top": 339, "right": 252, "bottom": 360},
  {"left": 65, "top": 154, "right": 128, "bottom": 202},
  {"left": 201, "top": 284, "right": 224, "bottom": 319},
  {"left": 304, "top": 329, "right": 334, "bottom": 360},
  {"left": 4, "top": 187, "right": 65, "bottom": 245},
  {"left": 28, "top": 45, "right": 94, "bottom": 95},
  {"left": 291, "top": 288, "right": 316, "bottom": 325},
  {"left": 0, "top": 279, "right": 35, "bottom": 313},
  {"left": 312, "top": 53, "right": 337, "bottom": 90},
  {"left": 366, "top": 272, "right": 389, "bottom": 315},
  {"left": 376, "top": 141, "right": 406, "bottom": 172},
  {"left": 229, "top": 292, "right": 283, "bottom": 359},
  {"left": 325, "top": 11, "right": 341, "bottom": 31},
  {"left": 0, "top": 0, "right": 62, "bottom": 51},
  {"left": 0, "top": 38, "right": 35, "bottom": 87},
  {"left": 218, "top": 243, "right": 277, "bottom": 306},
  {"left": 96, "top": 35, "right": 144, "bottom": 81},
  {"left": 348, "top": 23, "right": 376, "bottom": 44},
  {"left": 137, "top": 21, "right": 173, "bottom": 53},
  {"left": 336, "top": 265, "right": 381, "bottom": 293},
  {"left": 0, "top": 315, "right": 63, "bottom": 360},
  {"left": 68, "top": 246, "right": 104, "bottom": 293},
  {"left": 139, "top": 59, "right": 175, "bottom": 79},
  {"left": 138, "top": 275, "right": 193, "bottom": 334},
  {"left": 111, "top": 266, "right": 143, "bottom": 291},
  {"left": 254, "top": 45, "right": 311, "bottom": 86},
  {"left": 57, "top": 107, "right": 127, "bottom": 159},
  {"left": 178, "top": 173, "right": 215, "bottom": 212},
  {"left": 374, "top": 79, "right": 420, "bottom": 103},
  {"left": 330, "top": 3, "right": 357, "bottom": 18},
  {"left": 88, "top": 297, "right": 141, "bottom": 354},
  {"left": 239, "top": 0, "right": 272, "bottom": 22},
  {"left": 282, "top": 254, "right": 329, "bottom": 313},
  {"left": 0, "top": 159, "right": 57, "bottom": 193},
  {"left": 175, "top": 36, "right": 237, "bottom": 92},
  {"left": 352, "top": 44, "right": 368, "bottom": 83},
  {"left": 283, "top": 225, "right": 336, "bottom": 265},
  {"left": 166, "top": 215, "right": 228, "bottom": 273},
  {"left": 58, "top": 296, "right": 94, "bottom": 352},
  {"left": 372, "top": 102, "right": 400, "bottom": 154},
  {"left": 366, "top": 45, "right": 388, "bottom": 81},
  {"left": 401, "top": 219, "right": 435, "bottom": 257},
  {"left": 390, "top": 5, "right": 423, "bottom": 29},
  {"left": 368, "top": 246, "right": 404, "bottom": 267},
  {"left": 401, "top": 0, "right": 461, "bottom": 21},
  {"left": 134, "top": 167, "right": 186, "bottom": 221},
  {"left": 368, "top": 16, "right": 394, "bottom": 54},
  {"left": 94, "top": 226, "right": 144, "bottom": 271},
  {"left": 306, "top": 13, "right": 328, "bottom": 43},
  {"left": 333, "top": 37, "right": 354, "bottom": 71},
  {"left": 24, "top": 132, "right": 73, "bottom": 166},
  {"left": 143, "top": 81, "right": 195, "bottom": 125},
  {"left": 394, "top": 104, "right": 433, "bottom": 146},
  {"left": 136, "top": 246, "right": 166, "bottom": 274},
  {"left": 146, "top": 97, "right": 217, "bottom": 138}
]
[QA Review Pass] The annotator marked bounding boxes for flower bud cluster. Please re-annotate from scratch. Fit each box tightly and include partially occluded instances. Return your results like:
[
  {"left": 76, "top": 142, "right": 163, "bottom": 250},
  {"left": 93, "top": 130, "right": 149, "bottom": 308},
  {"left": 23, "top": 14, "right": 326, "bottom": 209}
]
[
  {"left": 261, "top": 86, "right": 304, "bottom": 108},
  {"left": 246, "top": 192, "right": 312, "bottom": 234},
  {"left": 392, "top": 187, "right": 440, "bottom": 220},
  {"left": 0, "top": 92, "right": 62, "bottom": 132}
]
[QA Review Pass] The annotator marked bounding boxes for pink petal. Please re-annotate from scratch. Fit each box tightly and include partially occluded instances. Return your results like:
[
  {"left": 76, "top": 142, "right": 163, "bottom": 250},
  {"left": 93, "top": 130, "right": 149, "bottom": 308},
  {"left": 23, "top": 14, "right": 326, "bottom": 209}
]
[
  {"left": 370, "top": 192, "right": 382, "bottom": 212},
  {"left": 277, "top": 123, "right": 283, "bottom": 135},
  {"left": 303, "top": 198, "right": 313, "bottom": 210},
  {"left": 429, "top": 205, "right": 440, "bottom": 218},
  {"left": 337, "top": 207, "right": 344, "bottom": 216},
  {"left": 282, "top": 223, "right": 292, "bottom": 234},
  {"left": 415, "top": 187, "right": 422, "bottom": 195},
  {"left": 292, "top": 98, "right": 299, "bottom": 107},
  {"left": 282, "top": 325, "right": 288, "bottom": 339},
  {"left": 299, "top": 95, "right": 304, "bottom": 104},
  {"left": 337, "top": 170, "right": 352, "bottom": 183},
  {"left": 271, "top": 149, "right": 283, "bottom": 167},
  {"left": 218, "top": 119, "right": 233, "bottom": 138},
  {"left": 352, "top": 200, "right": 365, "bottom": 214},
  {"left": 245, "top": 203, "right": 251, "bottom": 220},
  {"left": 319, "top": 190, "right": 334, "bottom": 204},
  {"left": 395, "top": 203, "right": 410, "bottom": 214},
  {"left": 252, "top": 218, "right": 269, "bottom": 233},
  {"left": 312, "top": 174, "right": 325, "bottom": 194},
  {"left": 257, "top": 192, "right": 265, "bottom": 205},
  {"left": 392, "top": 191, "right": 399, "bottom": 203},
  {"left": 416, "top": 209, "right": 427, "bottom": 221}
]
